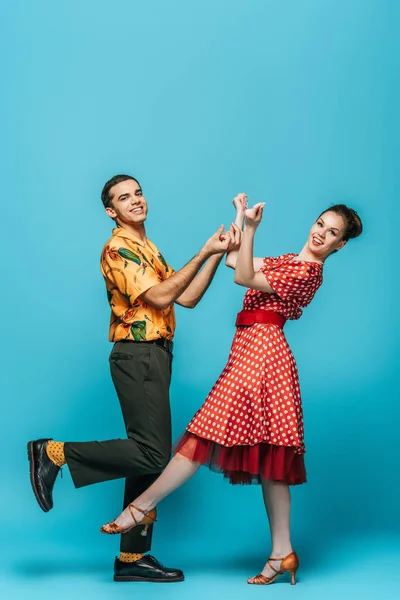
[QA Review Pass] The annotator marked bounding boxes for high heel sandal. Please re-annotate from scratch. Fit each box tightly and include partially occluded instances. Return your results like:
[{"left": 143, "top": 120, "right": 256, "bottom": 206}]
[
  {"left": 248, "top": 551, "right": 299, "bottom": 586},
  {"left": 100, "top": 504, "right": 157, "bottom": 536}
]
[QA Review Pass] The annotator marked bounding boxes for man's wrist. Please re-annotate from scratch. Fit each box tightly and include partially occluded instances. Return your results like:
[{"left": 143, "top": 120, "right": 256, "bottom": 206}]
[
  {"left": 211, "top": 251, "right": 225, "bottom": 261},
  {"left": 198, "top": 247, "right": 212, "bottom": 261}
]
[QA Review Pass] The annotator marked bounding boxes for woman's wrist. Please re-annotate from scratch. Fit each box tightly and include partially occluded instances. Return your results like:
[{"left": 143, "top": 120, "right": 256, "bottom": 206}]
[
  {"left": 234, "top": 210, "right": 245, "bottom": 228},
  {"left": 244, "top": 223, "right": 257, "bottom": 234}
]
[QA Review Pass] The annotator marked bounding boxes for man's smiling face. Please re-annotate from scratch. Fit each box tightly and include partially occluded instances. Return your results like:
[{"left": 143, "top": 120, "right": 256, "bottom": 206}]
[{"left": 105, "top": 179, "right": 148, "bottom": 226}]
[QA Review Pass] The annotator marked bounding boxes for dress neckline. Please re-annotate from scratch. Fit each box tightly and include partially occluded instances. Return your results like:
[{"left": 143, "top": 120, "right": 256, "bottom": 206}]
[{"left": 286, "top": 253, "right": 323, "bottom": 266}]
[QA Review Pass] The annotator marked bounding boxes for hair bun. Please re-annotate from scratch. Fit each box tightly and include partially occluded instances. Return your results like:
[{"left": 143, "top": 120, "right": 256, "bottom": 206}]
[{"left": 348, "top": 209, "right": 363, "bottom": 239}]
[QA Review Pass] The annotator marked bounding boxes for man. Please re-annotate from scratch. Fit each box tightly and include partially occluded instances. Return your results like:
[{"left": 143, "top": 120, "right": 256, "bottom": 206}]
[{"left": 28, "top": 174, "right": 235, "bottom": 583}]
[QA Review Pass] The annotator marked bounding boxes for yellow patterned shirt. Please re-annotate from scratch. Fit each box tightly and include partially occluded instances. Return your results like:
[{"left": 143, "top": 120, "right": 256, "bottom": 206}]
[{"left": 100, "top": 227, "right": 176, "bottom": 342}]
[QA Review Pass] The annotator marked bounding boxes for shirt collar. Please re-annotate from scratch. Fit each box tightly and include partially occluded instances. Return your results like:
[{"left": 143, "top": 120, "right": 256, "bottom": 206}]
[
  {"left": 112, "top": 227, "right": 148, "bottom": 247},
  {"left": 112, "top": 227, "right": 157, "bottom": 252}
]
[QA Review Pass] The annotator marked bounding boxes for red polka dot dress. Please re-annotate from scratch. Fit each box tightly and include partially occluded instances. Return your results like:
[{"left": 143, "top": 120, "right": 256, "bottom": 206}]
[{"left": 175, "top": 254, "right": 323, "bottom": 485}]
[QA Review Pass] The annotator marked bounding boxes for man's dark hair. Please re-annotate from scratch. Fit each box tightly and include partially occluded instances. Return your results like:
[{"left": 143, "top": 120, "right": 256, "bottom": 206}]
[{"left": 101, "top": 174, "right": 141, "bottom": 209}]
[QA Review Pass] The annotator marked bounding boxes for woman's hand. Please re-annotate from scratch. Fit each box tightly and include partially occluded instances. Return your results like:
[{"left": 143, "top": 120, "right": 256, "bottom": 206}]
[
  {"left": 232, "top": 193, "right": 248, "bottom": 214},
  {"left": 245, "top": 203, "right": 265, "bottom": 229}
]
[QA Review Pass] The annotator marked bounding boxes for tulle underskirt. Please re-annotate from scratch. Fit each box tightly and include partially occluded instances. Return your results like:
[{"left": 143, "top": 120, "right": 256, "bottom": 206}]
[{"left": 174, "top": 431, "right": 306, "bottom": 485}]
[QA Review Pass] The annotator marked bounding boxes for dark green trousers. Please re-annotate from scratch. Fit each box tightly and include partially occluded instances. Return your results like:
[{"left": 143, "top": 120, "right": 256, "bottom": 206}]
[{"left": 64, "top": 341, "right": 172, "bottom": 553}]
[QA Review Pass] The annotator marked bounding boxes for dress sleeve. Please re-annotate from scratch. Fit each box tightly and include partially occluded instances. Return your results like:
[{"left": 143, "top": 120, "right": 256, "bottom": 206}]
[
  {"left": 101, "top": 244, "right": 160, "bottom": 305},
  {"left": 264, "top": 261, "right": 322, "bottom": 307},
  {"left": 261, "top": 257, "right": 274, "bottom": 269}
]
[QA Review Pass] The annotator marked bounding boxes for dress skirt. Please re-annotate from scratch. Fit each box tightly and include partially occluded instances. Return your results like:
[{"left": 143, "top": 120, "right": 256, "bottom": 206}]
[{"left": 175, "top": 322, "right": 307, "bottom": 485}]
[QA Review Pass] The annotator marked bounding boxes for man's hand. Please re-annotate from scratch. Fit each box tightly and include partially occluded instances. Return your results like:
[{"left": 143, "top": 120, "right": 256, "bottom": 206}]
[
  {"left": 202, "top": 225, "right": 232, "bottom": 257},
  {"left": 232, "top": 193, "right": 248, "bottom": 214},
  {"left": 245, "top": 203, "right": 265, "bottom": 230},
  {"left": 226, "top": 222, "right": 242, "bottom": 252}
]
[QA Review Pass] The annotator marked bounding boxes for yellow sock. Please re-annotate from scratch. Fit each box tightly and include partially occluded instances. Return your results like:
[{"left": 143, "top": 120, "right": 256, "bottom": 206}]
[
  {"left": 46, "top": 441, "right": 66, "bottom": 467},
  {"left": 119, "top": 552, "right": 144, "bottom": 563}
]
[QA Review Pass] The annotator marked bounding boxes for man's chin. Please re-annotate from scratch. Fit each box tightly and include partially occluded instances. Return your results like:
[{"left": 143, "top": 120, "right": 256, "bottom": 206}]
[{"left": 127, "top": 215, "right": 147, "bottom": 225}]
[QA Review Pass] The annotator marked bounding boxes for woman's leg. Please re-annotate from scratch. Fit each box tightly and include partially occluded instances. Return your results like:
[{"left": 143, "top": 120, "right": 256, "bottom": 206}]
[
  {"left": 248, "top": 479, "right": 293, "bottom": 582},
  {"left": 102, "top": 453, "right": 200, "bottom": 531}
]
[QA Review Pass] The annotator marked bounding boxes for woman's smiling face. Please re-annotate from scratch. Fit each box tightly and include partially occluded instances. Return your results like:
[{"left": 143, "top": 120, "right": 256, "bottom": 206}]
[{"left": 307, "top": 211, "right": 348, "bottom": 258}]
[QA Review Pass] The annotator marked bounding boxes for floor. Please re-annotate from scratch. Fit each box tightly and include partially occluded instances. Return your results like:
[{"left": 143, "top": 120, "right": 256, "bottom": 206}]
[{"left": 2, "top": 533, "right": 399, "bottom": 600}]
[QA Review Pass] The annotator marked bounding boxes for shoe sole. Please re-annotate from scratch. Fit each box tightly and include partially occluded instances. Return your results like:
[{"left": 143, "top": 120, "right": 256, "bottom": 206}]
[
  {"left": 114, "top": 575, "right": 185, "bottom": 583},
  {"left": 27, "top": 441, "right": 51, "bottom": 513}
]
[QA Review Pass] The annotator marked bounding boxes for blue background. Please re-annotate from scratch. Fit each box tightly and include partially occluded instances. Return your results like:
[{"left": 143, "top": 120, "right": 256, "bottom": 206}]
[{"left": 2, "top": 1, "right": 399, "bottom": 598}]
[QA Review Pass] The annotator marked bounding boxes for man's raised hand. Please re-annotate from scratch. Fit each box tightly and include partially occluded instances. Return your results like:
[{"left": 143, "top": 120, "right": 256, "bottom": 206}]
[
  {"left": 226, "top": 223, "right": 242, "bottom": 252},
  {"left": 202, "top": 225, "right": 232, "bottom": 257}
]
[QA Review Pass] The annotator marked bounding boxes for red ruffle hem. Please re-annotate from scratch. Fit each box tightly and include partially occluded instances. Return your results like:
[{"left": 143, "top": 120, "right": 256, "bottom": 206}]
[{"left": 174, "top": 431, "right": 306, "bottom": 486}]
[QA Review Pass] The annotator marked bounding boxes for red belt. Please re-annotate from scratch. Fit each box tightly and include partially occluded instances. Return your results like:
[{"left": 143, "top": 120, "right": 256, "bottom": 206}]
[{"left": 235, "top": 310, "right": 286, "bottom": 329}]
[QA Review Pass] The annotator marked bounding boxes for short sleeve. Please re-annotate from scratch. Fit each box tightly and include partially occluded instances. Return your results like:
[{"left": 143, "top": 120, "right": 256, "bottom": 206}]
[
  {"left": 261, "top": 257, "right": 274, "bottom": 270},
  {"left": 157, "top": 252, "right": 175, "bottom": 279},
  {"left": 264, "top": 261, "right": 322, "bottom": 307},
  {"left": 101, "top": 245, "right": 159, "bottom": 305}
]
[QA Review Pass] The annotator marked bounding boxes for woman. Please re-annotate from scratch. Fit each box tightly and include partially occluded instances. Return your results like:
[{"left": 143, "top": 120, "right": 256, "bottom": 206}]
[{"left": 100, "top": 195, "right": 363, "bottom": 585}]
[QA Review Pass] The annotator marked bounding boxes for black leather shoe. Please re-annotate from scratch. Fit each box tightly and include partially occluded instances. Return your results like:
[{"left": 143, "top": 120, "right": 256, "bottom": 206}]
[
  {"left": 114, "top": 555, "right": 184, "bottom": 583},
  {"left": 27, "top": 438, "right": 60, "bottom": 512}
]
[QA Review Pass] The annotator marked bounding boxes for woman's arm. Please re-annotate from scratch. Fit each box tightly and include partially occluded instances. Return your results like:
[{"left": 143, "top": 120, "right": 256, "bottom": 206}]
[
  {"left": 234, "top": 203, "right": 275, "bottom": 294},
  {"left": 226, "top": 193, "right": 264, "bottom": 271}
]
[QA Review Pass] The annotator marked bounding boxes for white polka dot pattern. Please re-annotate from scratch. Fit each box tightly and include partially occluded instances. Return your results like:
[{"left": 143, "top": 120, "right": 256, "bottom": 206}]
[
  {"left": 186, "top": 254, "right": 323, "bottom": 453},
  {"left": 244, "top": 253, "right": 323, "bottom": 320}
]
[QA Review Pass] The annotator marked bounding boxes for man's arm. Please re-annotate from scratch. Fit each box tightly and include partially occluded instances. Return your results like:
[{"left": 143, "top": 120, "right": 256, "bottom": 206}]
[
  {"left": 140, "top": 226, "right": 231, "bottom": 310},
  {"left": 175, "top": 253, "right": 224, "bottom": 309}
]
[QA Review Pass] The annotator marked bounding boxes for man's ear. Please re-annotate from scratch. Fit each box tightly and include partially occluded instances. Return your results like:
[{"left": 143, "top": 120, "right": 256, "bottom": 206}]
[{"left": 105, "top": 206, "right": 117, "bottom": 219}]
